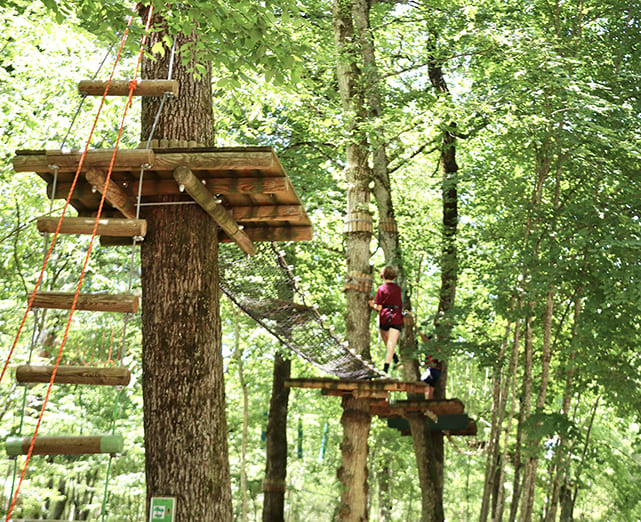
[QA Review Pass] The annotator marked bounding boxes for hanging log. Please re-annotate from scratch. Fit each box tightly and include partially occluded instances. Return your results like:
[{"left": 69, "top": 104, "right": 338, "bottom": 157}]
[
  {"left": 173, "top": 165, "right": 256, "bottom": 256},
  {"left": 36, "top": 216, "right": 147, "bottom": 237},
  {"left": 15, "top": 365, "right": 131, "bottom": 386},
  {"left": 78, "top": 79, "right": 179, "bottom": 97},
  {"left": 85, "top": 168, "right": 137, "bottom": 218},
  {"left": 32, "top": 292, "right": 139, "bottom": 313},
  {"left": 5, "top": 434, "right": 124, "bottom": 456}
]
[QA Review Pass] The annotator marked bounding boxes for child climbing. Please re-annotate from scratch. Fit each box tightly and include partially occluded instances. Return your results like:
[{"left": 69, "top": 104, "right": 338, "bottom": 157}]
[
  {"left": 419, "top": 333, "right": 441, "bottom": 399},
  {"left": 369, "top": 265, "right": 404, "bottom": 373}
]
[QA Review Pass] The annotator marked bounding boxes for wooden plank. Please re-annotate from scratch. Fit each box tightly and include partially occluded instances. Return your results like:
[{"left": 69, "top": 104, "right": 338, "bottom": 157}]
[
  {"left": 44, "top": 149, "right": 154, "bottom": 171},
  {"left": 36, "top": 216, "right": 146, "bottom": 237},
  {"left": 285, "top": 377, "right": 430, "bottom": 394},
  {"left": 173, "top": 165, "right": 256, "bottom": 256},
  {"left": 230, "top": 205, "right": 303, "bottom": 221},
  {"left": 220, "top": 225, "right": 313, "bottom": 243},
  {"left": 48, "top": 177, "right": 290, "bottom": 200},
  {"left": 5, "top": 434, "right": 124, "bottom": 456},
  {"left": 391, "top": 398, "right": 465, "bottom": 416},
  {"left": 78, "top": 79, "right": 179, "bottom": 97},
  {"left": 32, "top": 292, "right": 139, "bottom": 313},
  {"left": 85, "top": 168, "right": 137, "bottom": 219},
  {"left": 154, "top": 150, "right": 274, "bottom": 171},
  {"left": 15, "top": 365, "right": 131, "bottom": 386}
]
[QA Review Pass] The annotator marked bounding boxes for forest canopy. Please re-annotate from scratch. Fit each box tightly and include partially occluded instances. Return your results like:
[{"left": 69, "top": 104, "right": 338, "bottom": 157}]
[{"left": 0, "top": 0, "right": 640, "bottom": 520}]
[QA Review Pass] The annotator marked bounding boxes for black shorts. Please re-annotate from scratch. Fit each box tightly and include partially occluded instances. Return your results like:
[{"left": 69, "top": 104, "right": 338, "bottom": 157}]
[{"left": 380, "top": 324, "right": 402, "bottom": 332}]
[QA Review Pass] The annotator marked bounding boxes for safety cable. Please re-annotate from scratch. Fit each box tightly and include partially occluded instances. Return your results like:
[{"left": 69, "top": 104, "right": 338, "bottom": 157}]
[{"left": 4, "top": 4, "right": 150, "bottom": 519}]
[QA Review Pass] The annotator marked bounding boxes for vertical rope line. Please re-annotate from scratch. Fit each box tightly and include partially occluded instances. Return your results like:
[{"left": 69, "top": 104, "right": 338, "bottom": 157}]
[
  {"left": 0, "top": 9, "right": 137, "bottom": 390},
  {"left": 60, "top": 38, "right": 119, "bottom": 150},
  {"left": 3, "top": 6, "right": 144, "bottom": 520}
]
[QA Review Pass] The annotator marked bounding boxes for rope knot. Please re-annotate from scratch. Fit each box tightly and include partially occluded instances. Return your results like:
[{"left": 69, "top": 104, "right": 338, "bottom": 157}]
[{"left": 128, "top": 79, "right": 139, "bottom": 92}]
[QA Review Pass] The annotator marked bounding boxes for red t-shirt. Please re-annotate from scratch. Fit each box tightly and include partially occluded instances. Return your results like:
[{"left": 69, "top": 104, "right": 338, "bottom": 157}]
[{"left": 374, "top": 282, "right": 404, "bottom": 326}]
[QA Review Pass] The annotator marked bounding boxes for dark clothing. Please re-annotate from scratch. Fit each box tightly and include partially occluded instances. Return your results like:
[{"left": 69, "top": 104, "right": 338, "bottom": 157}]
[
  {"left": 374, "top": 282, "right": 404, "bottom": 328},
  {"left": 421, "top": 353, "right": 442, "bottom": 386}
]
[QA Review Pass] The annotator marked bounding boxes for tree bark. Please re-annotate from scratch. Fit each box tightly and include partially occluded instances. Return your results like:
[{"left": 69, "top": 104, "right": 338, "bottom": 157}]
[
  {"left": 337, "top": 396, "right": 371, "bottom": 521},
  {"left": 262, "top": 352, "right": 291, "bottom": 522},
  {"left": 333, "top": 1, "right": 374, "bottom": 519},
  {"left": 139, "top": 9, "right": 231, "bottom": 521}
]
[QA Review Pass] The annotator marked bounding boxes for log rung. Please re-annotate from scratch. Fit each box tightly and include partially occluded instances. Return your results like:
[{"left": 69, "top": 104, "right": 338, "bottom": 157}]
[
  {"left": 36, "top": 217, "right": 147, "bottom": 237},
  {"left": 78, "top": 79, "right": 179, "bottom": 97},
  {"left": 31, "top": 292, "right": 139, "bottom": 313},
  {"left": 5, "top": 434, "right": 124, "bottom": 456},
  {"left": 15, "top": 365, "right": 131, "bottom": 386}
]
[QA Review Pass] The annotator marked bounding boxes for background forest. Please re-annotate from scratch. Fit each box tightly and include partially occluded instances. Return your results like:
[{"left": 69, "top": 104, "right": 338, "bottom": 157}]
[{"left": 0, "top": 0, "right": 640, "bottom": 520}]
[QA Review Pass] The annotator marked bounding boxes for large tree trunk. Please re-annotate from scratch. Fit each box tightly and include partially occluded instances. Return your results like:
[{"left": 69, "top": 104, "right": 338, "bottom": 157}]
[
  {"left": 333, "top": 1, "right": 374, "bottom": 519},
  {"left": 139, "top": 10, "right": 232, "bottom": 521},
  {"left": 262, "top": 352, "right": 291, "bottom": 522}
]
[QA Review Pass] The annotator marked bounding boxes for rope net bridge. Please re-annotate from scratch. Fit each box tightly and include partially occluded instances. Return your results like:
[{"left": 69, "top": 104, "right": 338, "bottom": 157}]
[{"left": 219, "top": 242, "right": 385, "bottom": 380}]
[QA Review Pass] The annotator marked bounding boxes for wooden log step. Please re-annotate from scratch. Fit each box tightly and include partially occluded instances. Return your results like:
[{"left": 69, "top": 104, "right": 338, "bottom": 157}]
[
  {"left": 5, "top": 433, "right": 124, "bottom": 456},
  {"left": 15, "top": 365, "right": 131, "bottom": 386},
  {"left": 32, "top": 292, "right": 139, "bottom": 313},
  {"left": 36, "top": 216, "right": 147, "bottom": 237},
  {"left": 78, "top": 79, "right": 179, "bottom": 97}
]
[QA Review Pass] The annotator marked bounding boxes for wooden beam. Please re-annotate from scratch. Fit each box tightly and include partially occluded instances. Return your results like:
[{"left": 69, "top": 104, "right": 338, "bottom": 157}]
[
  {"left": 32, "top": 292, "right": 139, "bottom": 313},
  {"left": 173, "top": 165, "right": 256, "bottom": 256},
  {"left": 78, "top": 79, "right": 179, "bottom": 97},
  {"left": 85, "top": 168, "right": 137, "bottom": 218},
  {"left": 15, "top": 365, "right": 131, "bottom": 386},
  {"left": 5, "top": 434, "right": 124, "bottom": 456},
  {"left": 220, "top": 225, "right": 313, "bottom": 243},
  {"left": 155, "top": 150, "right": 274, "bottom": 171},
  {"left": 44, "top": 149, "right": 154, "bottom": 171},
  {"left": 285, "top": 377, "right": 430, "bottom": 395},
  {"left": 47, "top": 176, "right": 291, "bottom": 201},
  {"left": 36, "top": 216, "right": 147, "bottom": 237},
  {"left": 230, "top": 205, "right": 303, "bottom": 221}
]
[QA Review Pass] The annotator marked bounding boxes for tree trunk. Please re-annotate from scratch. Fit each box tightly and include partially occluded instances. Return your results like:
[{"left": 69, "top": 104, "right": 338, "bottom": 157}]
[
  {"left": 262, "top": 352, "right": 291, "bottom": 522},
  {"left": 139, "top": 9, "right": 232, "bottom": 521},
  {"left": 232, "top": 309, "right": 249, "bottom": 522},
  {"left": 333, "top": 1, "right": 374, "bottom": 519},
  {"left": 479, "top": 314, "right": 513, "bottom": 522},
  {"left": 337, "top": 396, "right": 371, "bottom": 521}
]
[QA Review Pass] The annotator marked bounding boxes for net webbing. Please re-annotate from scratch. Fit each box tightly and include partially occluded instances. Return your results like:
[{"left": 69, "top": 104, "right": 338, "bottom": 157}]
[{"left": 219, "top": 242, "right": 385, "bottom": 380}]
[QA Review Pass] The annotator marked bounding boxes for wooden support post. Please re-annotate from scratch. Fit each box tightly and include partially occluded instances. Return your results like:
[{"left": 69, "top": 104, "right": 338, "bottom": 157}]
[
  {"left": 15, "top": 365, "right": 131, "bottom": 386},
  {"left": 85, "top": 168, "right": 137, "bottom": 219},
  {"left": 173, "top": 165, "right": 256, "bottom": 256},
  {"left": 32, "top": 292, "right": 139, "bottom": 313},
  {"left": 78, "top": 79, "right": 179, "bottom": 97},
  {"left": 36, "top": 216, "right": 147, "bottom": 237},
  {"left": 5, "top": 434, "right": 124, "bottom": 456}
]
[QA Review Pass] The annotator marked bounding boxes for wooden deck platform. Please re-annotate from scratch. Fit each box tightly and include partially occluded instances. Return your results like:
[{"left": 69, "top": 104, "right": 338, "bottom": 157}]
[
  {"left": 13, "top": 146, "right": 313, "bottom": 243},
  {"left": 286, "top": 377, "right": 477, "bottom": 436}
]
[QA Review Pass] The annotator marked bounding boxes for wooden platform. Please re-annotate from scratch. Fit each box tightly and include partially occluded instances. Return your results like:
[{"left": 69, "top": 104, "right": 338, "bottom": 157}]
[
  {"left": 285, "top": 377, "right": 431, "bottom": 399},
  {"left": 286, "top": 377, "right": 477, "bottom": 436},
  {"left": 13, "top": 146, "right": 313, "bottom": 243}
]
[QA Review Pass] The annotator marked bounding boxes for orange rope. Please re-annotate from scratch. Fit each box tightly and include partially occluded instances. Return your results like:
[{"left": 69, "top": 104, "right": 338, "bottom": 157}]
[
  {"left": 0, "top": 8, "right": 136, "bottom": 388},
  {"left": 4, "top": 4, "right": 153, "bottom": 519}
]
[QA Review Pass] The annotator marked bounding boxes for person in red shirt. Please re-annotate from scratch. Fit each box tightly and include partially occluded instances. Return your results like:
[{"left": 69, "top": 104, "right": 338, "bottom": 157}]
[{"left": 369, "top": 266, "right": 404, "bottom": 373}]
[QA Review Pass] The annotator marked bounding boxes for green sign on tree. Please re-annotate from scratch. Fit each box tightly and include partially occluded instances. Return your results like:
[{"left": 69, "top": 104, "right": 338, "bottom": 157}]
[{"left": 149, "top": 497, "right": 176, "bottom": 522}]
